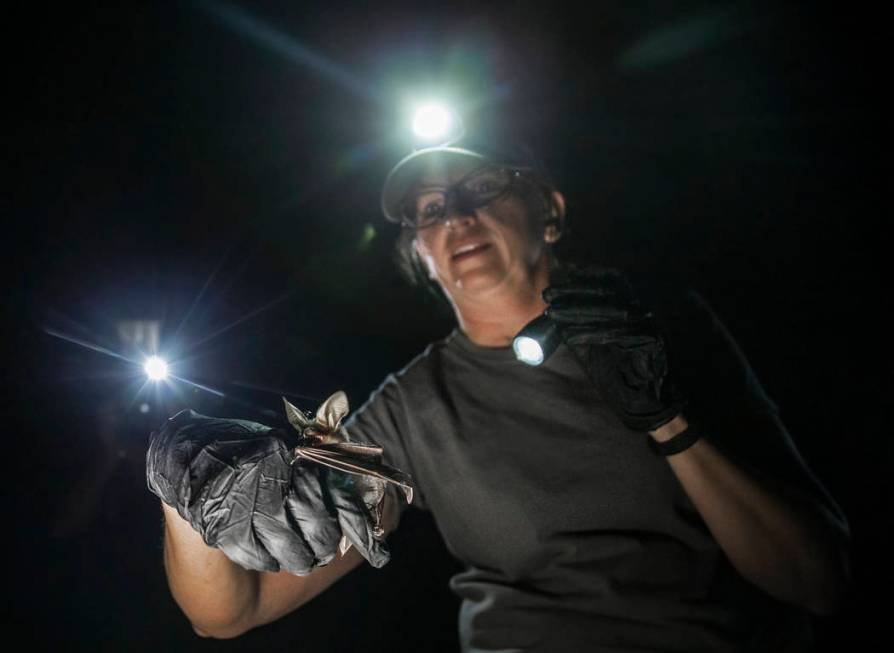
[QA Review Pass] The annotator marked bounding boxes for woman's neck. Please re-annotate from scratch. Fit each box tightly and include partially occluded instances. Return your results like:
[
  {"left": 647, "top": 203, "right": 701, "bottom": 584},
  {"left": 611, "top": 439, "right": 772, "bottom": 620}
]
[{"left": 450, "top": 263, "right": 550, "bottom": 348}]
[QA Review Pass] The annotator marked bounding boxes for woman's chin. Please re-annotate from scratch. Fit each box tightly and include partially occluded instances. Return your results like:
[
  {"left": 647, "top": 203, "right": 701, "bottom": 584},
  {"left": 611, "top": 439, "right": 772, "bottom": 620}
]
[{"left": 449, "top": 266, "right": 512, "bottom": 297}]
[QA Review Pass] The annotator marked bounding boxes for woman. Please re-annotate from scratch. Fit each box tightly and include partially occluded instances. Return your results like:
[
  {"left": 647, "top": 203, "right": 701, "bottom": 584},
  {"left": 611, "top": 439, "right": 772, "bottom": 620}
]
[{"left": 150, "top": 141, "right": 851, "bottom": 651}]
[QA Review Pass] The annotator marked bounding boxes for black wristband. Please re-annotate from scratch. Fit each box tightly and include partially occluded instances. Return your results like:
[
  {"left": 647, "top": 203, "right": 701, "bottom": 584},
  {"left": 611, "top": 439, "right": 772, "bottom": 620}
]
[{"left": 647, "top": 423, "right": 702, "bottom": 456}]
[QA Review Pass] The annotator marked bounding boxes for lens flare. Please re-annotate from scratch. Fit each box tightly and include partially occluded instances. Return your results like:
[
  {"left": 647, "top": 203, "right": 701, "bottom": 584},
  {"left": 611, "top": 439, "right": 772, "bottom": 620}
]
[
  {"left": 412, "top": 104, "right": 453, "bottom": 141},
  {"left": 513, "top": 336, "right": 545, "bottom": 366},
  {"left": 145, "top": 356, "right": 169, "bottom": 380}
]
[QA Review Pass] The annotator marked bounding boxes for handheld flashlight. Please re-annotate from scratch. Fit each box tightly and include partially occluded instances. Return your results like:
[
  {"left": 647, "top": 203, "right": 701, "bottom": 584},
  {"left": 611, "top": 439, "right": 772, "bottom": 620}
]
[
  {"left": 512, "top": 314, "right": 562, "bottom": 366},
  {"left": 144, "top": 355, "right": 169, "bottom": 381}
]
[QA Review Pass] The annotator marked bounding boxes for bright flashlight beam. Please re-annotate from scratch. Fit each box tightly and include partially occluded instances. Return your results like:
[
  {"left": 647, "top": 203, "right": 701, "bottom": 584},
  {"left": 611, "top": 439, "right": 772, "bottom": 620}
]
[
  {"left": 181, "top": 290, "right": 293, "bottom": 352},
  {"left": 168, "top": 374, "right": 280, "bottom": 420},
  {"left": 513, "top": 336, "right": 544, "bottom": 366},
  {"left": 413, "top": 104, "right": 453, "bottom": 141},
  {"left": 198, "top": 0, "right": 380, "bottom": 102},
  {"left": 43, "top": 323, "right": 278, "bottom": 419},
  {"left": 145, "top": 356, "right": 169, "bottom": 380},
  {"left": 43, "top": 327, "right": 278, "bottom": 418},
  {"left": 169, "top": 374, "right": 226, "bottom": 398},
  {"left": 42, "top": 327, "right": 139, "bottom": 365},
  {"left": 171, "top": 243, "right": 234, "bottom": 345},
  {"left": 618, "top": 5, "right": 742, "bottom": 70},
  {"left": 231, "top": 379, "right": 324, "bottom": 404}
]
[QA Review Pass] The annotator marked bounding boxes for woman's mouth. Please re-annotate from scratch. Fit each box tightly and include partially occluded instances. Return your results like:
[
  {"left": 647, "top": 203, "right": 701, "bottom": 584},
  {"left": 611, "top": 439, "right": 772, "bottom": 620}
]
[{"left": 451, "top": 242, "right": 491, "bottom": 262}]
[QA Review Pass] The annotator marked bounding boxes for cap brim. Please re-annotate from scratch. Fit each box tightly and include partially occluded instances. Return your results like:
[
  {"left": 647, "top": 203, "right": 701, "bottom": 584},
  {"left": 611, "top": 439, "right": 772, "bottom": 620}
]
[{"left": 380, "top": 147, "right": 487, "bottom": 223}]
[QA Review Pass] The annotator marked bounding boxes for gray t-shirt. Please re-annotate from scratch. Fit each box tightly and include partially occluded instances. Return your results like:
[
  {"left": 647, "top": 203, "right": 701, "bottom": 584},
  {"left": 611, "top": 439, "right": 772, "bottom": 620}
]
[{"left": 343, "top": 287, "right": 847, "bottom": 653}]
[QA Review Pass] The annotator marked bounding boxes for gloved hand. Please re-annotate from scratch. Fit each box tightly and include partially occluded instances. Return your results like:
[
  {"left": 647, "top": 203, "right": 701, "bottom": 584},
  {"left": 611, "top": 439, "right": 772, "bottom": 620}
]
[
  {"left": 543, "top": 266, "right": 685, "bottom": 432},
  {"left": 146, "top": 409, "right": 390, "bottom": 575}
]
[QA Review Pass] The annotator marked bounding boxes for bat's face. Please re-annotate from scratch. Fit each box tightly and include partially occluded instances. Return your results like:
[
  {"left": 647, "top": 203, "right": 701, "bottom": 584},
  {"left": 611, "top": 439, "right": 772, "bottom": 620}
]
[
  {"left": 283, "top": 391, "right": 349, "bottom": 444},
  {"left": 301, "top": 426, "right": 343, "bottom": 445}
]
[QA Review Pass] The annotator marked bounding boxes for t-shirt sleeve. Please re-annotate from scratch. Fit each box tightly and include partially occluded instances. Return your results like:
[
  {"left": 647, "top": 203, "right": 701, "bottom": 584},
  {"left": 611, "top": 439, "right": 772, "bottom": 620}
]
[
  {"left": 343, "top": 373, "right": 429, "bottom": 518},
  {"left": 649, "top": 286, "right": 850, "bottom": 540}
]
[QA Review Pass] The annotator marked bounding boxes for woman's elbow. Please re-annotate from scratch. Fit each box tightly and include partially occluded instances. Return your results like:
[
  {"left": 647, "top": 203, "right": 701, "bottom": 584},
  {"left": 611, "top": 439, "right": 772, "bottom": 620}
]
[
  {"left": 807, "top": 580, "right": 850, "bottom": 616},
  {"left": 193, "top": 625, "right": 212, "bottom": 638},
  {"left": 191, "top": 619, "right": 253, "bottom": 639},
  {"left": 186, "top": 602, "right": 259, "bottom": 640},
  {"left": 805, "top": 538, "right": 853, "bottom": 616}
]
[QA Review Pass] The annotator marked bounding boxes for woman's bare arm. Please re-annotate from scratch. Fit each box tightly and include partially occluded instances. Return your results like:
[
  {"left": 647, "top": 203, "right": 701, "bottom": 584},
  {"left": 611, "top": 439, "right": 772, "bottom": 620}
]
[{"left": 161, "top": 489, "right": 401, "bottom": 638}]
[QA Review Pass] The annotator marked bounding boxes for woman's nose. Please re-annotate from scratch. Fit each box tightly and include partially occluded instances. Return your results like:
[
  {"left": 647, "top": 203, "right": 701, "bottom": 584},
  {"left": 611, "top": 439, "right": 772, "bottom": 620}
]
[{"left": 443, "top": 208, "right": 476, "bottom": 231}]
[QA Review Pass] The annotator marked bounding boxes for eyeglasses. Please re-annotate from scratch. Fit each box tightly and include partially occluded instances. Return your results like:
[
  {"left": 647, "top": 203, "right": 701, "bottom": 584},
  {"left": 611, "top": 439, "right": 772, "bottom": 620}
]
[{"left": 399, "top": 167, "right": 525, "bottom": 230}]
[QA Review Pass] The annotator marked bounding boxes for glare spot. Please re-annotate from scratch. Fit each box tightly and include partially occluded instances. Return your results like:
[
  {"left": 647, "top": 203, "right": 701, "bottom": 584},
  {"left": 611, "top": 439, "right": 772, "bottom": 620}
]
[
  {"left": 413, "top": 104, "right": 453, "bottom": 141},
  {"left": 145, "top": 356, "right": 168, "bottom": 380},
  {"left": 513, "top": 336, "right": 544, "bottom": 366},
  {"left": 358, "top": 223, "right": 376, "bottom": 251}
]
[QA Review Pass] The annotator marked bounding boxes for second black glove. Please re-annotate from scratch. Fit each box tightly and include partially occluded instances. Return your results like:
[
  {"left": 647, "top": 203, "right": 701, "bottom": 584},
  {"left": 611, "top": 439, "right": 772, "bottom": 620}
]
[{"left": 543, "top": 266, "right": 685, "bottom": 432}]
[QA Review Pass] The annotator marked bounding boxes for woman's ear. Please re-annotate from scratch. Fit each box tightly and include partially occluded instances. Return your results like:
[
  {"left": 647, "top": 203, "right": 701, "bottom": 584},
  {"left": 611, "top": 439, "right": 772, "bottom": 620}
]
[{"left": 544, "top": 190, "right": 566, "bottom": 244}]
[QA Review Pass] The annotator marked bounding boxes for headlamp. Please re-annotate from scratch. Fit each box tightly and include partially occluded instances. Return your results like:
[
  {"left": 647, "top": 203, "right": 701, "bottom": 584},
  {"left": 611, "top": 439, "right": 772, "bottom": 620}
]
[{"left": 412, "top": 104, "right": 454, "bottom": 142}]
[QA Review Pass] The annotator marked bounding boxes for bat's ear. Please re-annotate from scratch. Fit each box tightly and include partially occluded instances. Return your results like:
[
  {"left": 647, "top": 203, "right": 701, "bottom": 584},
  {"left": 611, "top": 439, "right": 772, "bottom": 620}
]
[
  {"left": 317, "top": 390, "right": 349, "bottom": 430},
  {"left": 283, "top": 397, "right": 310, "bottom": 432}
]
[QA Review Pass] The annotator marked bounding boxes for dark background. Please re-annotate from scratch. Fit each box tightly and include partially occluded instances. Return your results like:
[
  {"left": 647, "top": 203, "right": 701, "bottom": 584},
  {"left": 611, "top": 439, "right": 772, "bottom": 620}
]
[{"left": 6, "top": 1, "right": 884, "bottom": 650}]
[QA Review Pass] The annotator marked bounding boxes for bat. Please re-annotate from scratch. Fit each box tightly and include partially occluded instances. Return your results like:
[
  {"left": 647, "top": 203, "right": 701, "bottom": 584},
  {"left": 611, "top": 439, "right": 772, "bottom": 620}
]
[{"left": 283, "top": 391, "right": 414, "bottom": 554}]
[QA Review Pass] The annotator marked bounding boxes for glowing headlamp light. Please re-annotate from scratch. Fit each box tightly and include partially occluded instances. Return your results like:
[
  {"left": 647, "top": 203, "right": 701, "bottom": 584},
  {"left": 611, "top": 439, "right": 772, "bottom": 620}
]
[
  {"left": 410, "top": 102, "right": 464, "bottom": 146},
  {"left": 413, "top": 104, "right": 451, "bottom": 140},
  {"left": 512, "top": 314, "right": 562, "bottom": 366}
]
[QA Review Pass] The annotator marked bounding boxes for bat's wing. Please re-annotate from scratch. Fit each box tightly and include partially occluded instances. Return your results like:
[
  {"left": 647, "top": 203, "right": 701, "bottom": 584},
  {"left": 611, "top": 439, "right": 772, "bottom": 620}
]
[
  {"left": 322, "top": 442, "right": 383, "bottom": 459},
  {"left": 291, "top": 443, "right": 414, "bottom": 504}
]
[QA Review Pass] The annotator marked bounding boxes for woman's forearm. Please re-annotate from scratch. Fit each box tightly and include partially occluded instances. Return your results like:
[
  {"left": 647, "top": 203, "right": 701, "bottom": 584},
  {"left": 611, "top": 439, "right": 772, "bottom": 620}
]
[
  {"left": 161, "top": 502, "right": 262, "bottom": 638},
  {"left": 651, "top": 416, "right": 851, "bottom": 614},
  {"left": 160, "top": 497, "right": 374, "bottom": 638}
]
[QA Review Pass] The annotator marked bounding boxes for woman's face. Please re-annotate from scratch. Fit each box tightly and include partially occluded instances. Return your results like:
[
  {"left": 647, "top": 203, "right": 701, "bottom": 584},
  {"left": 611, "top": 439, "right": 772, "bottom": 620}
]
[{"left": 411, "top": 163, "right": 552, "bottom": 302}]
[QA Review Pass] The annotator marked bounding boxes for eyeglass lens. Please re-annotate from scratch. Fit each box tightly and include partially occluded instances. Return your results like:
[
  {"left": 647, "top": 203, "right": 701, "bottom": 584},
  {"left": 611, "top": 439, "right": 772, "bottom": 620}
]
[{"left": 403, "top": 168, "right": 514, "bottom": 228}]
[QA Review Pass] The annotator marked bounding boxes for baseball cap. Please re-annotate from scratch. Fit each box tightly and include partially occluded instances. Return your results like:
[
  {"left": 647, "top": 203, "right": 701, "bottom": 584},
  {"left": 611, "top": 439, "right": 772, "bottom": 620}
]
[{"left": 380, "top": 138, "right": 545, "bottom": 224}]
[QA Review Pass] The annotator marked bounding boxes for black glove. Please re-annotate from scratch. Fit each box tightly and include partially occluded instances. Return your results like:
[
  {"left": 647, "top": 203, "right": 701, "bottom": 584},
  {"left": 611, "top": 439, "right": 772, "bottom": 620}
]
[
  {"left": 146, "top": 409, "right": 390, "bottom": 574},
  {"left": 543, "top": 266, "right": 685, "bottom": 432}
]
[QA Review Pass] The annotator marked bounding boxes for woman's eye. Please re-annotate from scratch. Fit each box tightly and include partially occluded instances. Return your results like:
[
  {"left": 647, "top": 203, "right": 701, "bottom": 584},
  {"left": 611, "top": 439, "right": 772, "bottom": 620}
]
[
  {"left": 467, "top": 174, "right": 502, "bottom": 194},
  {"left": 414, "top": 191, "right": 445, "bottom": 219},
  {"left": 421, "top": 200, "right": 445, "bottom": 217}
]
